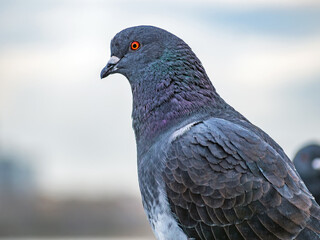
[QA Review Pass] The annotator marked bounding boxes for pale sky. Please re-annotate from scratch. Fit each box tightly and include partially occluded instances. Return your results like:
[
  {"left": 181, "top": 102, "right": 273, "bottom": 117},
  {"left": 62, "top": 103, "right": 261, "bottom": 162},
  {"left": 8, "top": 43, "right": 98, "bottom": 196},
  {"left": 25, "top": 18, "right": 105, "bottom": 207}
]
[{"left": 1, "top": 0, "right": 320, "bottom": 198}]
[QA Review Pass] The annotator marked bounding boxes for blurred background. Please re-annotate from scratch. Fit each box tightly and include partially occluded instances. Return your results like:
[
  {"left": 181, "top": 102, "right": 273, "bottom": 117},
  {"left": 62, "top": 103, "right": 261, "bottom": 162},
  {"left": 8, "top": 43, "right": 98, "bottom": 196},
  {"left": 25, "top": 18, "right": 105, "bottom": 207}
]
[{"left": 0, "top": 0, "right": 320, "bottom": 238}]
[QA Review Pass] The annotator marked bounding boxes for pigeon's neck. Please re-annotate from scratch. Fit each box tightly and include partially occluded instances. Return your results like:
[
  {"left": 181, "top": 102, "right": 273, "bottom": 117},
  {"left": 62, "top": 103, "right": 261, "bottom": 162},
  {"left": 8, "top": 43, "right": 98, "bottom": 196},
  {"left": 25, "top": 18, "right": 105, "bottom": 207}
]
[{"left": 130, "top": 48, "right": 226, "bottom": 152}]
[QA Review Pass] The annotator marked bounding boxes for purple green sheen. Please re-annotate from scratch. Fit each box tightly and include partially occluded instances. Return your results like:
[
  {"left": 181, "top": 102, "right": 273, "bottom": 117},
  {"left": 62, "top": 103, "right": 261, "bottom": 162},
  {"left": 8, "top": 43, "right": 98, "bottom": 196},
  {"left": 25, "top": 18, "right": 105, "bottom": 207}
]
[{"left": 103, "top": 26, "right": 229, "bottom": 152}]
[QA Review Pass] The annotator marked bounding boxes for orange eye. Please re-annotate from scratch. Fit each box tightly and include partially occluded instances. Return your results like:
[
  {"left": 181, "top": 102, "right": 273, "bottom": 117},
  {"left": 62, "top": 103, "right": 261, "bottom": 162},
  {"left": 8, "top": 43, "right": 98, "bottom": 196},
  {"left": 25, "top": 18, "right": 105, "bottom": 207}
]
[{"left": 130, "top": 41, "right": 140, "bottom": 50}]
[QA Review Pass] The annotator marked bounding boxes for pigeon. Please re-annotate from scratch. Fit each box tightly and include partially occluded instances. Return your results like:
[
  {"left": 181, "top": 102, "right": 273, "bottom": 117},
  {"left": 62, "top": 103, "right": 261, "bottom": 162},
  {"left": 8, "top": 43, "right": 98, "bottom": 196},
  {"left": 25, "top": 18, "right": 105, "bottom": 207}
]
[
  {"left": 100, "top": 26, "right": 320, "bottom": 240},
  {"left": 293, "top": 144, "right": 320, "bottom": 204}
]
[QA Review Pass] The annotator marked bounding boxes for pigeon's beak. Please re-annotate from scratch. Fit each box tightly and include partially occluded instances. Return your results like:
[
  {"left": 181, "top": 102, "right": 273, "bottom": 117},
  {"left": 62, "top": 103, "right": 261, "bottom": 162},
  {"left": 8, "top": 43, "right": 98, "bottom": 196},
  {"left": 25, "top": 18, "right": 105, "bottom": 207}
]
[{"left": 100, "top": 56, "right": 121, "bottom": 79}]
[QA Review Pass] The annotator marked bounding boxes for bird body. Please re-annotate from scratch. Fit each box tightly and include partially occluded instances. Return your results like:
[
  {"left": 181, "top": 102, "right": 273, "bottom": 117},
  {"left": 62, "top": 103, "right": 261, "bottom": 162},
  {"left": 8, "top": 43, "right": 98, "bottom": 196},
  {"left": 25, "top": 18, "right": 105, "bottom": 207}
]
[{"left": 101, "top": 26, "right": 320, "bottom": 239}]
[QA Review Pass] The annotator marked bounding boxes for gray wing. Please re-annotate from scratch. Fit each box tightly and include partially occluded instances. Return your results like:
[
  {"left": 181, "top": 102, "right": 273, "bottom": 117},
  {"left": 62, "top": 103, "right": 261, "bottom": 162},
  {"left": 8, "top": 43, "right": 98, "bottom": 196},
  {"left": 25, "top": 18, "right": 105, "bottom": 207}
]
[{"left": 163, "top": 118, "right": 320, "bottom": 240}]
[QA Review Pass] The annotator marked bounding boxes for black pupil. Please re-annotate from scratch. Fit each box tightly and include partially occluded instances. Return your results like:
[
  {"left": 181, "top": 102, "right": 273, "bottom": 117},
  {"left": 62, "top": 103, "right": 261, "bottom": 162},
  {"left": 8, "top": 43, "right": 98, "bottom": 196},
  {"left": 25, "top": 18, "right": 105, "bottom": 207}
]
[{"left": 133, "top": 43, "right": 137, "bottom": 49}]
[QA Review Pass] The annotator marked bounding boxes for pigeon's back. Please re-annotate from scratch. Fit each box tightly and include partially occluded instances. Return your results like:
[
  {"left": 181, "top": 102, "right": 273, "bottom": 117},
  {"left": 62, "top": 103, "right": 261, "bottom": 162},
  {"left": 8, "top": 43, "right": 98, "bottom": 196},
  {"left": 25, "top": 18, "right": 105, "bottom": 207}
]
[{"left": 159, "top": 117, "right": 320, "bottom": 240}]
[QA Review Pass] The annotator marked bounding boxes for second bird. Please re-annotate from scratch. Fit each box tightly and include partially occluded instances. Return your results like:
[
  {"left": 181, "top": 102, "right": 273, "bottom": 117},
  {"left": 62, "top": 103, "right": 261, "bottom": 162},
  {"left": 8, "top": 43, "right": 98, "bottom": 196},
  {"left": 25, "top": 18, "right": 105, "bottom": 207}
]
[{"left": 293, "top": 144, "right": 320, "bottom": 204}]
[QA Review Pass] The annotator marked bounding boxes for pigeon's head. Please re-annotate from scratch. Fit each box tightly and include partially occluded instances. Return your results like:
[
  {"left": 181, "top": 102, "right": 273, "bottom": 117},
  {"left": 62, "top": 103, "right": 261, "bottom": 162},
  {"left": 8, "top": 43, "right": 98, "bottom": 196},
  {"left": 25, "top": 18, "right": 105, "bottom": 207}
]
[
  {"left": 100, "top": 25, "right": 189, "bottom": 81},
  {"left": 100, "top": 26, "right": 219, "bottom": 142}
]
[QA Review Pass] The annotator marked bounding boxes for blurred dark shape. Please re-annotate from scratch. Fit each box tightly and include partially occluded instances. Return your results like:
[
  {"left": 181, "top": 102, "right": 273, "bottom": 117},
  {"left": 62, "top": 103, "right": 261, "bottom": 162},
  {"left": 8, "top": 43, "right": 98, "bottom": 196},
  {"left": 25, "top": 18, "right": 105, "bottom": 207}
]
[
  {"left": 0, "top": 153, "right": 36, "bottom": 197},
  {"left": 293, "top": 144, "right": 320, "bottom": 203},
  {"left": 0, "top": 150, "right": 152, "bottom": 237},
  {"left": 0, "top": 152, "right": 37, "bottom": 235}
]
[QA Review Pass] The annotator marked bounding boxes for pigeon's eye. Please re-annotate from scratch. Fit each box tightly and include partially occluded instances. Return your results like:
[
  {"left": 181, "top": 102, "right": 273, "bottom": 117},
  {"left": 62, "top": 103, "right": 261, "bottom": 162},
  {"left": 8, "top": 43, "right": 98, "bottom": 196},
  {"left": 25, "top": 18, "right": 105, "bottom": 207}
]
[{"left": 130, "top": 41, "right": 140, "bottom": 50}]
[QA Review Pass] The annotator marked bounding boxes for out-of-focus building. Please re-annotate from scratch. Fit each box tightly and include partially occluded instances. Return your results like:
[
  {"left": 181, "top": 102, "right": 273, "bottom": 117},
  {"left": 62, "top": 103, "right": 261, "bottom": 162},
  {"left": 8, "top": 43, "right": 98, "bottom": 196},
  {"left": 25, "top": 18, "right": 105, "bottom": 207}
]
[
  {"left": 0, "top": 153, "right": 36, "bottom": 199},
  {"left": 0, "top": 151, "right": 38, "bottom": 235}
]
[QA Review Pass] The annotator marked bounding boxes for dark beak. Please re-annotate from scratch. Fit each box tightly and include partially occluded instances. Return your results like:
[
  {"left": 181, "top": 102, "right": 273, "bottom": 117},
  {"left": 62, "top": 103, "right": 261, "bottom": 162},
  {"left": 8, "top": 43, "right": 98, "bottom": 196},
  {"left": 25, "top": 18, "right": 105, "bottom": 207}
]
[{"left": 100, "top": 56, "right": 120, "bottom": 79}]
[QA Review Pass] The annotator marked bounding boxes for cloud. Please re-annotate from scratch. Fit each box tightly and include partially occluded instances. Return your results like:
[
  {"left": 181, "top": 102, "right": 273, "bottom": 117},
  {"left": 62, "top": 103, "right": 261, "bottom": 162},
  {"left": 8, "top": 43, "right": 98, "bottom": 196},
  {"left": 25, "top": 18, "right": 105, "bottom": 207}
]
[{"left": 199, "top": 7, "right": 320, "bottom": 37}]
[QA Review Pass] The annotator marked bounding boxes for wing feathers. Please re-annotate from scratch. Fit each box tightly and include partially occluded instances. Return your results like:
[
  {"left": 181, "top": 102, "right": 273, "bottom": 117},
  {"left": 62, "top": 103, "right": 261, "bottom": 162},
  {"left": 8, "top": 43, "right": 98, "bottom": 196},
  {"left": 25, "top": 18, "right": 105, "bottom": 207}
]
[{"left": 163, "top": 118, "right": 320, "bottom": 239}]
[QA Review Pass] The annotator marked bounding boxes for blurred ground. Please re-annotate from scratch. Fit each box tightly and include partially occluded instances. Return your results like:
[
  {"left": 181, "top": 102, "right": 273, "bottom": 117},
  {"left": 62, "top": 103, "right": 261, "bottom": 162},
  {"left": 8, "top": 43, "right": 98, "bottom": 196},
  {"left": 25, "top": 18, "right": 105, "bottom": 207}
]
[{"left": 0, "top": 193, "right": 152, "bottom": 237}]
